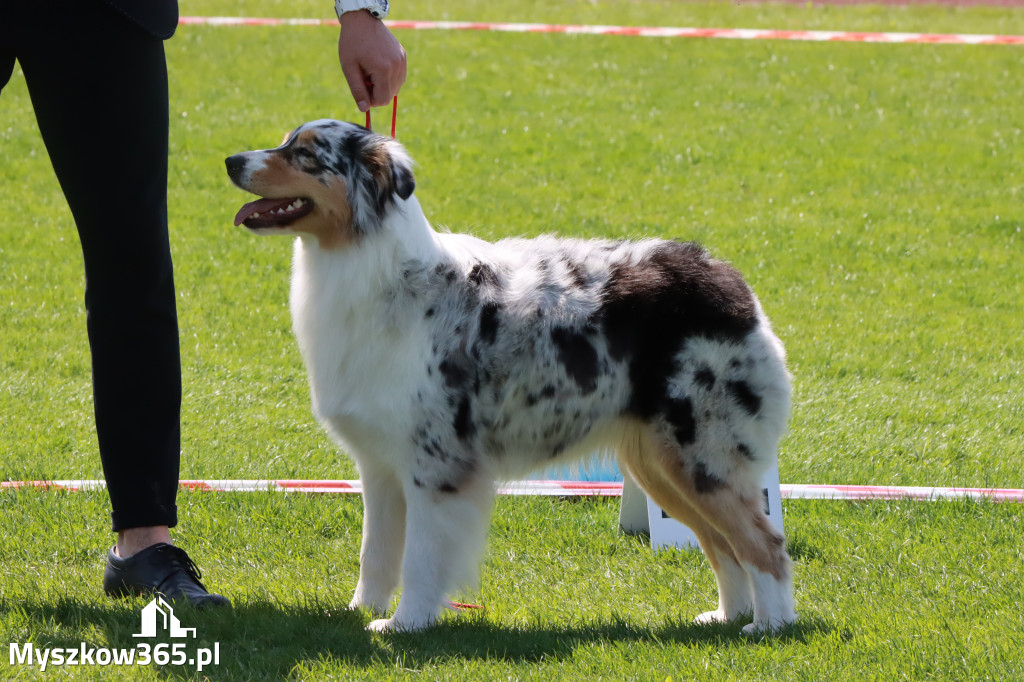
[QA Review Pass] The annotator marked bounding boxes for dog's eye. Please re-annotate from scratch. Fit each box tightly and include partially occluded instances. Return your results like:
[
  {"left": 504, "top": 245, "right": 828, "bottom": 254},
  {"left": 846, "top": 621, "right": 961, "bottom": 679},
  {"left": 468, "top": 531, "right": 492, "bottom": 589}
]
[{"left": 292, "top": 147, "right": 322, "bottom": 170}]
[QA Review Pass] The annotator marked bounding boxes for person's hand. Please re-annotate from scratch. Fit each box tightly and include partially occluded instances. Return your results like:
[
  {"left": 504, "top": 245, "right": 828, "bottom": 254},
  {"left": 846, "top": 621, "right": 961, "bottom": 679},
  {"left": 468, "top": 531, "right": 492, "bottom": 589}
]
[{"left": 338, "top": 9, "right": 407, "bottom": 112}]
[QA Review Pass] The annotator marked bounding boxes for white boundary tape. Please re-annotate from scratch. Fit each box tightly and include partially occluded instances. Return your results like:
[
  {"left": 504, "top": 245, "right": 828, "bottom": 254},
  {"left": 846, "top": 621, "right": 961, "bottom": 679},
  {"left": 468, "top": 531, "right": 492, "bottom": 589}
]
[
  {"left": 2, "top": 480, "right": 1022, "bottom": 502},
  {"left": 177, "top": 16, "right": 1024, "bottom": 46}
]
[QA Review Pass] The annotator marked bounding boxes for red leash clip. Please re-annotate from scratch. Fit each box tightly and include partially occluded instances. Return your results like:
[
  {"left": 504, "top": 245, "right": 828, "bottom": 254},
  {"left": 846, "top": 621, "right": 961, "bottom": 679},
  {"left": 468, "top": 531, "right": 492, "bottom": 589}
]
[{"left": 365, "top": 96, "right": 398, "bottom": 138}]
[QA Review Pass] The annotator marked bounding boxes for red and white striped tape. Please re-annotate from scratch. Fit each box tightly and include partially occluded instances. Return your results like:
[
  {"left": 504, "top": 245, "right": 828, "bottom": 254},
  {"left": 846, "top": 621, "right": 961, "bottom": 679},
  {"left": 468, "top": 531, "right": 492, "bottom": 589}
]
[
  {"left": 177, "top": 16, "right": 1024, "bottom": 46},
  {"left": 2, "top": 479, "right": 1022, "bottom": 502},
  {"left": 781, "top": 484, "right": 1024, "bottom": 502}
]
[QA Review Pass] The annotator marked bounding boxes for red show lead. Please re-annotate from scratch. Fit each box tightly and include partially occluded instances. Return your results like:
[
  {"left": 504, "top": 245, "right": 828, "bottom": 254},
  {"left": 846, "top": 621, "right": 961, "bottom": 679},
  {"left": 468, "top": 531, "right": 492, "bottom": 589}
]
[{"left": 365, "top": 96, "right": 398, "bottom": 138}]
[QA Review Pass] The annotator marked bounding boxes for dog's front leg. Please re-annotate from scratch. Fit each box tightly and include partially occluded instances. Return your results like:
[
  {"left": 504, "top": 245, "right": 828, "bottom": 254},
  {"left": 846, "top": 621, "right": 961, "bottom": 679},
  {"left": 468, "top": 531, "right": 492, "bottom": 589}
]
[
  {"left": 367, "top": 474, "right": 494, "bottom": 633},
  {"left": 349, "top": 466, "right": 406, "bottom": 617}
]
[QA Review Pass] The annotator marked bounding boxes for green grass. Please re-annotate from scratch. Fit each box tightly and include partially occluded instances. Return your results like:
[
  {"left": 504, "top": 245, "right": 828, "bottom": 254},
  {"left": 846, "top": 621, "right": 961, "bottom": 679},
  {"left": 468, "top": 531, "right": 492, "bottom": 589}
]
[
  {"left": 2, "top": 491, "right": 1022, "bottom": 680},
  {"left": 2, "top": 0, "right": 1023, "bottom": 678}
]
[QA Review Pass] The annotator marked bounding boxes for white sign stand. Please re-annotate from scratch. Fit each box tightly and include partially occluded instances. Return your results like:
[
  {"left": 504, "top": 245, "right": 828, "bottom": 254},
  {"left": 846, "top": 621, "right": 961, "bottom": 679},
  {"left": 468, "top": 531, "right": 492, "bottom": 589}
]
[{"left": 618, "top": 465, "right": 785, "bottom": 551}]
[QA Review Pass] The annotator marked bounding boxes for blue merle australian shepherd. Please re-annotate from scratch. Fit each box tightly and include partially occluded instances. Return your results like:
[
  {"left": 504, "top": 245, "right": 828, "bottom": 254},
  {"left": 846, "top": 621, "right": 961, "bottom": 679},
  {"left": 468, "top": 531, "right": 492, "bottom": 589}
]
[{"left": 226, "top": 120, "right": 796, "bottom": 634}]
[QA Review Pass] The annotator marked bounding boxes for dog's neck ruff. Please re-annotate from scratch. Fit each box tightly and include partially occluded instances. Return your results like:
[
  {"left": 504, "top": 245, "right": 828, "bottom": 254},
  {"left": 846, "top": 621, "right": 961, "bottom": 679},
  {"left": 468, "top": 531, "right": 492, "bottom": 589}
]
[
  {"left": 288, "top": 193, "right": 442, "bottom": 426},
  {"left": 292, "top": 194, "right": 441, "bottom": 299}
]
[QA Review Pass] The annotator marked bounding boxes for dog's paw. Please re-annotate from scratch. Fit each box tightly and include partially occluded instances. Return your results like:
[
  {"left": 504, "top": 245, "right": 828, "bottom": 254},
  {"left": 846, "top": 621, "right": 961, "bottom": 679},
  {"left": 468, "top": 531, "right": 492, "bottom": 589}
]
[
  {"left": 366, "top": 617, "right": 429, "bottom": 633},
  {"left": 348, "top": 598, "right": 388, "bottom": 618},
  {"left": 741, "top": 615, "right": 797, "bottom": 637},
  {"left": 366, "top": 617, "right": 397, "bottom": 633},
  {"left": 694, "top": 609, "right": 733, "bottom": 625}
]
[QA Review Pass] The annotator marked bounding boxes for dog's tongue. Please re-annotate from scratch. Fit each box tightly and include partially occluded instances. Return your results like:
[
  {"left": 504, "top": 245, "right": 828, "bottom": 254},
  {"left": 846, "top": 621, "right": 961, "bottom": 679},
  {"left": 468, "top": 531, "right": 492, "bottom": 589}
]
[{"left": 234, "top": 198, "right": 295, "bottom": 226}]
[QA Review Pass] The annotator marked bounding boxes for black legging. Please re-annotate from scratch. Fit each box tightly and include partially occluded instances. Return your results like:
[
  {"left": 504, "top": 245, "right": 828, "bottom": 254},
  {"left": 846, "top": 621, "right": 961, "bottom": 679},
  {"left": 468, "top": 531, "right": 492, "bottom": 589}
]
[{"left": 2, "top": 1, "right": 181, "bottom": 531}]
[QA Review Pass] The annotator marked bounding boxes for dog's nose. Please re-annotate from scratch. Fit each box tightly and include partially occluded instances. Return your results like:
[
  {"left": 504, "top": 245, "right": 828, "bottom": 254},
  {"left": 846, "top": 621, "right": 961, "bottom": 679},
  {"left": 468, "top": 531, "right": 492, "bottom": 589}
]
[{"left": 225, "top": 154, "right": 247, "bottom": 181}]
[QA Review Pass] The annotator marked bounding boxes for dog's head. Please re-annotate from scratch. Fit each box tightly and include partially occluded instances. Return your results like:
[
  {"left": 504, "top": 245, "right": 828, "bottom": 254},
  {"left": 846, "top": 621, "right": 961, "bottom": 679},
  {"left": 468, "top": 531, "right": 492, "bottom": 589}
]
[{"left": 226, "top": 119, "right": 415, "bottom": 249}]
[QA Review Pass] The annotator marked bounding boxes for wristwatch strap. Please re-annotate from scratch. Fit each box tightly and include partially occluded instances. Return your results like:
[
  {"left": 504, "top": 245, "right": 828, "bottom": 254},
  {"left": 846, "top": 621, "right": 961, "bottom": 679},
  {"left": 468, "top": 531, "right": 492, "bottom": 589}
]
[{"left": 335, "top": 0, "right": 390, "bottom": 20}]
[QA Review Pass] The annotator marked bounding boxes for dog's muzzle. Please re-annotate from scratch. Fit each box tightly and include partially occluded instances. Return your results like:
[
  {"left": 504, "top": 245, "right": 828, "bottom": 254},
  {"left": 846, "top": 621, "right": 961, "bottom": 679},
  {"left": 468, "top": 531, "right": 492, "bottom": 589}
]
[{"left": 225, "top": 154, "right": 250, "bottom": 186}]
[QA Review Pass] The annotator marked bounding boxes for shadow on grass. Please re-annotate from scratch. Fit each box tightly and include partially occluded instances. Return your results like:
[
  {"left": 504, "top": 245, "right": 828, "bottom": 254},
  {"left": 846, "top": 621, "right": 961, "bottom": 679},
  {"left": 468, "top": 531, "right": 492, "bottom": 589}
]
[
  {"left": 2, "top": 596, "right": 834, "bottom": 679},
  {"left": 383, "top": 612, "right": 833, "bottom": 667},
  {"left": 2, "top": 596, "right": 382, "bottom": 679}
]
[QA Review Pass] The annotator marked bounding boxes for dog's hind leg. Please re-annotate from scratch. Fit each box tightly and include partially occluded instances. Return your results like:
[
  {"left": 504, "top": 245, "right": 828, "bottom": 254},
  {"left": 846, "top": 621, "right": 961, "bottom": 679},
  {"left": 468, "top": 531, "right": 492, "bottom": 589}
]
[
  {"left": 367, "top": 469, "right": 495, "bottom": 632},
  {"left": 689, "top": 529, "right": 754, "bottom": 626},
  {"left": 617, "top": 428, "right": 753, "bottom": 624},
  {"left": 350, "top": 464, "right": 407, "bottom": 617},
  {"left": 690, "top": 487, "right": 795, "bottom": 635},
  {"left": 621, "top": 424, "right": 795, "bottom": 633}
]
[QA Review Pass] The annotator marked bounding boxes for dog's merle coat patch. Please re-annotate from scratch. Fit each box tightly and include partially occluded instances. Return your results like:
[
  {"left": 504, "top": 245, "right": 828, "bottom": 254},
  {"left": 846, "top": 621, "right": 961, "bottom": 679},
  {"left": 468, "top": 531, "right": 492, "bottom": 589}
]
[
  {"left": 228, "top": 120, "right": 796, "bottom": 635},
  {"left": 391, "top": 236, "right": 782, "bottom": 497}
]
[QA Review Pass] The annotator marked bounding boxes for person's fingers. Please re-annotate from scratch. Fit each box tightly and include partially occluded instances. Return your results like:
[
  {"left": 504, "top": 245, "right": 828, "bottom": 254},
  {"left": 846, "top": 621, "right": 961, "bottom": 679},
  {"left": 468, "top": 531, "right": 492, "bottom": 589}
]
[
  {"left": 364, "top": 44, "right": 406, "bottom": 106},
  {"left": 340, "top": 55, "right": 371, "bottom": 112},
  {"left": 368, "top": 71, "right": 393, "bottom": 107}
]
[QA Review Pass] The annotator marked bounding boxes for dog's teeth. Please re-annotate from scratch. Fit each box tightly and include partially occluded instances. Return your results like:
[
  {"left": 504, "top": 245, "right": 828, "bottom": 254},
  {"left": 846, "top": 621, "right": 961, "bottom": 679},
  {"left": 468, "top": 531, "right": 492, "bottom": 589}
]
[{"left": 251, "top": 212, "right": 261, "bottom": 218}]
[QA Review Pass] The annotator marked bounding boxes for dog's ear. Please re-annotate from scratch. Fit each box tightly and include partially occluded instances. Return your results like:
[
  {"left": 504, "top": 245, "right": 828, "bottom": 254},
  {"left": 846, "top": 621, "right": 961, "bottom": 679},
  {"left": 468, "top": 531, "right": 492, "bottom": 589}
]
[
  {"left": 347, "top": 136, "right": 416, "bottom": 234},
  {"left": 378, "top": 137, "right": 416, "bottom": 201},
  {"left": 280, "top": 127, "right": 298, "bottom": 147},
  {"left": 391, "top": 152, "right": 416, "bottom": 201}
]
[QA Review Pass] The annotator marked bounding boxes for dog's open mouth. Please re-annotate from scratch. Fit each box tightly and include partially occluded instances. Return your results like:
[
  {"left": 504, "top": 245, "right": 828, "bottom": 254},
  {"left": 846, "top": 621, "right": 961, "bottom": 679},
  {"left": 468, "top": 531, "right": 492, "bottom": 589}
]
[{"left": 234, "top": 197, "right": 314, "bottom": 228}]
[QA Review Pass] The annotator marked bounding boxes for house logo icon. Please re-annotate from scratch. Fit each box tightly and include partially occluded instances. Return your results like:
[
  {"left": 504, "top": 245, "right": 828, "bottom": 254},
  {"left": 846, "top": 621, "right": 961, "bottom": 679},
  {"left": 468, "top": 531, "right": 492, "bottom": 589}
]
[{"left": 132, "top": 597, "right": 196, "bottom": 639}]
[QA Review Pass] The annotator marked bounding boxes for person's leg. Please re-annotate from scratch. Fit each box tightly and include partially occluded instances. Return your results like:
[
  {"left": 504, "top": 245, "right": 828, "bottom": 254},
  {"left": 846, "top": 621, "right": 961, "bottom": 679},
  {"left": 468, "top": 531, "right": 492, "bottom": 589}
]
[
  {"left": 19, "top": 3, "right": 181, "bottom": 537},
  {"left": 13, "top": 2, "right": 227, "bottom": 606},
  {"left": 1, "top": 53, "right": 14, "bottom": 91}
]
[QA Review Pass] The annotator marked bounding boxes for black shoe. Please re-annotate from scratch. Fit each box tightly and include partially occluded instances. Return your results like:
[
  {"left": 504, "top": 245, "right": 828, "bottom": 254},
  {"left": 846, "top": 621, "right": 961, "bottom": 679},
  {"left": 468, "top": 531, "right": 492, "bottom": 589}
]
[{"left": 103, "top": 543, "right": 231, "bottom": 608}]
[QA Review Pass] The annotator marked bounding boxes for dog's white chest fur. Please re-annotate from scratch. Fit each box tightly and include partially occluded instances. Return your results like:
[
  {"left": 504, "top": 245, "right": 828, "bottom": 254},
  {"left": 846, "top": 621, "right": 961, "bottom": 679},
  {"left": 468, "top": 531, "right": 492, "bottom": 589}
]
[{"left": 288, "top": 198, "right": 436, "bottom": 427}]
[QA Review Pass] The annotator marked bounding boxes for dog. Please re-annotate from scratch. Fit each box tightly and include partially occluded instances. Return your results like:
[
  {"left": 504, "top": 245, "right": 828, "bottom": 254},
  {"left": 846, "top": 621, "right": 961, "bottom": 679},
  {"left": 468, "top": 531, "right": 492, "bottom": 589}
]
[{"left": 226, "top": 120, "right": 797, "bottom": 634}]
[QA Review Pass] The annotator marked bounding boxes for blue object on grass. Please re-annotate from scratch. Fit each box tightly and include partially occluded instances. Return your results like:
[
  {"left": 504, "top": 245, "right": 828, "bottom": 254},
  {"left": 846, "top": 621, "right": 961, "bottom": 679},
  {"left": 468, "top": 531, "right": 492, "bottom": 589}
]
[{"left": 530, "top": 455, "right": 623, "bottom": 482}]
